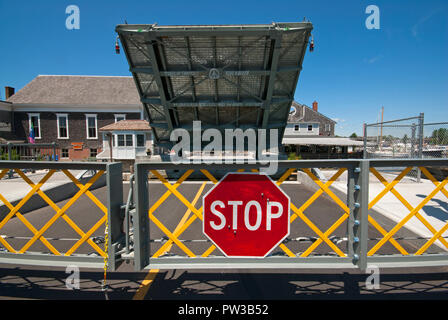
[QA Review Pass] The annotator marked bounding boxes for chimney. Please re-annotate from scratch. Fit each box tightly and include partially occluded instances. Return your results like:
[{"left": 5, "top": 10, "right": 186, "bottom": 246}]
[
  {"left": 312, "top": 100, "right": 318, "bottom": 112},
  {"left": 5, "top": 86, "right": 15, "bottom": 100}
]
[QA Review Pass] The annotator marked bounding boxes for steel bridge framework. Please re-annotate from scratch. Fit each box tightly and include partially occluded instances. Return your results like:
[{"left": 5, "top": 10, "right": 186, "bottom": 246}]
[{"left": 115, "top": 22, "right": 313, "bottom": 149}]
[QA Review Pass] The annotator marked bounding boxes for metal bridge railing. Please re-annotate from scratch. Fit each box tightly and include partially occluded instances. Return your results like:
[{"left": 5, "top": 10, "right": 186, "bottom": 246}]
[
  {"left": 132, "top": 159, "right": 448, "bottom": 271},
  {"left": 366, "top": 159, "right": 448, "bottom": 268},
  {"left": 132, "top": 160, "right": 367, "bottom": 270},
  {"left": 0, "top": 159, "right": 447, "bottom": 272},
  {"left": 0, "top": 161, "right": 124, "bottom": 270}
]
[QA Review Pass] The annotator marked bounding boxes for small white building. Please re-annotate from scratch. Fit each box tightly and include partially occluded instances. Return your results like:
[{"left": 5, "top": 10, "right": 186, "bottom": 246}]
[{"left": 97, "top": 120, "right": 153, "bottom": 165}]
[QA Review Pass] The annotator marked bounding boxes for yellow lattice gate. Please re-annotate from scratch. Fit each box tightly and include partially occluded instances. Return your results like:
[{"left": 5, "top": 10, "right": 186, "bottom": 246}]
[
  {"left": 1, "top": 159, "right": 447, "bottom": 271},
  {"left": 0, "top": 162, "right": 124, "bottom": 270}
]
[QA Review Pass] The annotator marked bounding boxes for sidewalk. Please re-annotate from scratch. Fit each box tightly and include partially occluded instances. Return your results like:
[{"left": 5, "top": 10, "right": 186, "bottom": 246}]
[
  {"left": 325, "top": 169, "right": 448, "bottom": 250},
  {"left": 0, "top": 170, "right": 85, "bottom": 202},
  {"left": 0, "top": 169, "right": 102, "bottom": 218}
]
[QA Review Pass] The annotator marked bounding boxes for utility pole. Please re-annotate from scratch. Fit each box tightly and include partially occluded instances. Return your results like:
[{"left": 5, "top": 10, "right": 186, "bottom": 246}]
[
  {"left": 380, "top": 106, "right": 384, "bottom": 151},
  {"left": 417, "top": 112, "right": 424, "bottom": 183}
]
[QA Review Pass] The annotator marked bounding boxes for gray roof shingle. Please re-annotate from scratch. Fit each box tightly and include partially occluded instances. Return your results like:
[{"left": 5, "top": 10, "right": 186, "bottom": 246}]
[
  {"left": 6, "top": 75, "right": 141, "bottom": 105},
  {"left": 288, "top": 101, "right": 336, "bottom": 124}
]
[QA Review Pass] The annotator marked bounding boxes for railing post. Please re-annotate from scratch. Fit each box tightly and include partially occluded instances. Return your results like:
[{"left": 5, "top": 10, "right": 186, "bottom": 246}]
[
  {"left": 106, "top": 162, "right": 124, "bottom": 271},
  {"left": 350, "top": 159, "right": 369, "bottom": 271},
  {"left": 7, "top": 142, "right": 13, "bottom": 179},
  {"left": 133, "top": 163, "right": 150, "bottom": 271},
  {"left": 346, "top": 166, "right": 355, "bottom": 258},
  {"left": 52, "top": 142, "right": 57, "bottom": 161},
  {"left": 363, "top": 123, "right": 367, "bottom": 159},
  {"left": 411, "top": 123, "right": 416, "bottom": 158}
]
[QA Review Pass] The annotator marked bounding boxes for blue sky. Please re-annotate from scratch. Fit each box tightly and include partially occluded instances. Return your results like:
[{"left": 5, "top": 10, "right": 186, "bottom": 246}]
[{"left": 0, "top": 0, "right": 447, "bottom": 136}]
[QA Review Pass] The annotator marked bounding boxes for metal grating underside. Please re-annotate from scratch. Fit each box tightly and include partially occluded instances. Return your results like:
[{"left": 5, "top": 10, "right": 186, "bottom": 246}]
[{"left": 116, "top": 22, "right": 313, "bottom": 147}]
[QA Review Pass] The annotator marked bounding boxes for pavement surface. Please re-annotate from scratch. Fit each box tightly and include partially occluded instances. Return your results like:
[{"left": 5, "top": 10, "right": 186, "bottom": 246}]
[
  {"left": 327, "top": 169, "right": 448, "bottom": 251},
  {"left": 0, "top": 171, "right": 447, "bottom": 300},
  {"left": 0, "top": 169, "right": 86, "bottom": 203}
]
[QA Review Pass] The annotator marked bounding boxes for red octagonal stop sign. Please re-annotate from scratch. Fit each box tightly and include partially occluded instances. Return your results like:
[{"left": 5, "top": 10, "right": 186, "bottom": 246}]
[{"left": 203, "top": 173, "right": 290, "bottom": 258}]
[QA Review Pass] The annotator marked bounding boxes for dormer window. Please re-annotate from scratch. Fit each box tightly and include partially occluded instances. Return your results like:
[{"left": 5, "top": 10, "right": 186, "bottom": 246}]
[{"left": 114, "top": 114, "right": 126, "bottom": 122}]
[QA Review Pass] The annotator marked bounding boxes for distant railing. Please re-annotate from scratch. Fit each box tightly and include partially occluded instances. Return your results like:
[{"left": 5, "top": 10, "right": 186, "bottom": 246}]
[
  {"left": 0, "top": 142, "right": 58, "bottom": 162},
  {"left": 298, "top": 152, "right": 363, "bottom": 160}
]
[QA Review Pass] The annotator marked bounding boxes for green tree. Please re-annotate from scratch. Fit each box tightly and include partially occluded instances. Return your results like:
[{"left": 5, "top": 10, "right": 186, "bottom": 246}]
[
  {"left": 430, "top": 128, "right": 448, "bottom": 145},
  {"left": 350, "top": 132, "right": 358, "bottom": 138},
  {"left": 402, "top": 134, "right": 408, "bottom": 144}
]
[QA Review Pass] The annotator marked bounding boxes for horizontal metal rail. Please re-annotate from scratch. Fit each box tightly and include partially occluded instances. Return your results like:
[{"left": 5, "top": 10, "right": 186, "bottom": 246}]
[
  {"left": 0, "top": 160, "right": 108, "bottom": 170},
  {"left": 145, "top": 256, "right": 355, "bottom": 270},
  {"left": 365, "top": 116, "right": 421, "bottom": 127},
  {"left": 138, "top": 159, "right": 361, "bottom": 170},
  {"left": 0, "top": 143, "right": 58, "bottom": 148}
]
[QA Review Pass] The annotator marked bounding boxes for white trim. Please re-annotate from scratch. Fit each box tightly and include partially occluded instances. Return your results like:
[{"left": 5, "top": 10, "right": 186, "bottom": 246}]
[
  {"left": 12, "top": 103, "right": 143, "bottom": 113},
  {"left": 115, "top": 132, "right": 134, "bottom": 147},
  {"left": 114, "top": 114, "right": 126, "bottom": 122},
  {"left": 37, "top": 74, "right": 133, "bottom": 78},
  {"left": 85, "top": 114, "right": 98, "bottom": 139},
  {"left": 0, "top": 101, "right": 12, "bottom": 111},
  {"left": 56, "top": 113, "right": 69, "bottom": 139},
  {"left": 28, "top": 113, "right": 41, "bottom": 139}
]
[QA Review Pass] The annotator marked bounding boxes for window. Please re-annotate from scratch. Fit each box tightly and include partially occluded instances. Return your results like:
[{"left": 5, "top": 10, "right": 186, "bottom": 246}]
[
  {"left": 61, "top": 148, "right": 69, "bottom": 158},
  {"left": 57, "top": 114, "right": 69, "bottom": 139},
  {"left": 116, "top": 134, "right": 133, "bottom": 147},
  {"left": 86, "top": 114, "right": 97, "bottom": 139},
  {"left": 28, "top": 113, "right": 41, "bottom": 139},
  {"left": 90, "top": 148, "right": 98, "bottom": 158},
  {"left": 125, "top": 134, "right": 133, "bottom": 147},
  {"left": 294, "top": 125, "right": 299, "bottom": 131},
  {"left": 325, "top": 123, "right": 331, "bottom": 131},
  {"left": 137, "top": 134, "right": 145, "bottom": 147},
  {"left": 114, "top": 114, "right": 126, "bottom": 122},
  {"left": 117, "top": 134, "right": 125, "bottom": 147},
  {"left": 308, "top": 125, "right": 313, "bottom": 131}
]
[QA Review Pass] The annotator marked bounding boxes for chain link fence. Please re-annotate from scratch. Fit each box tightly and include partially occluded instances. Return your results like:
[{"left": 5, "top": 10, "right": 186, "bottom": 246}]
[
  {"left": 422, "top": 122, "right": 448, "bottom": 158},
  {"left": 363, "top": 114, "right": 448, "bottom": 181}
]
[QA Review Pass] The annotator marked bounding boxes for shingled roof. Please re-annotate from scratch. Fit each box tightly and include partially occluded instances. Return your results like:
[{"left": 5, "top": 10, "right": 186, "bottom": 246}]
[
  {"left": 99, "top": 120, "right": 151, "bottom": 132},
  {"left": 288, "top": 101, "right": 336, "bottom": 124},
  {"left": 6, "top": 75, "right": 141, "bottom": 105}
]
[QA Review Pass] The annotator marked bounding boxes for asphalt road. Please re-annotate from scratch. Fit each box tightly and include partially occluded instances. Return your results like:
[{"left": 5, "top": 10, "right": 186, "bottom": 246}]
[{"left": 0, "top": 181, "right": 447, "bottom": 300}]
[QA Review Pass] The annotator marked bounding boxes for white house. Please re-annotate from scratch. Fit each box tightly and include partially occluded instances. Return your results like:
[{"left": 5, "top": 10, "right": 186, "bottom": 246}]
[{"left": 97, "top": 120, "right": 153, "bottom": 163}]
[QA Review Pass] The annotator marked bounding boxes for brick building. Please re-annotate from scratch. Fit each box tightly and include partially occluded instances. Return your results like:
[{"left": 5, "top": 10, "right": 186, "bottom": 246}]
[
  {"left": 2, "top": 75, "right": 355, "bottom": 161},
  {"left": 1, "top": 75, "right": 144, "bottom": 160}
]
